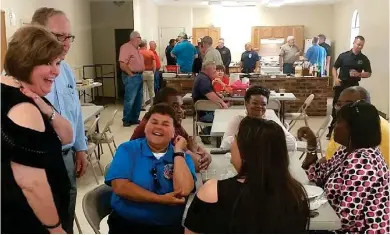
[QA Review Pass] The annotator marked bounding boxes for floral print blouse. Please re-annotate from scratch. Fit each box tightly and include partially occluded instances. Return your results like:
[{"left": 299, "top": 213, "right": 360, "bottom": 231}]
[{"left": 306, "top": 147, "right": 389, "bottom": 234}]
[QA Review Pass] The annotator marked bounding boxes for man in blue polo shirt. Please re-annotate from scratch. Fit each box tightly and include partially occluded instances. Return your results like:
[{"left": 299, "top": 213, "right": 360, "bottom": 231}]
[
  {"left": 171, "top": 33, "right": 197, "bottom": 73},
  {"left": 105, "top": 104, "right": 196, "bottom": 233},
  {"left": 305, "top": 36, "right": 326, "bottom": 76}
]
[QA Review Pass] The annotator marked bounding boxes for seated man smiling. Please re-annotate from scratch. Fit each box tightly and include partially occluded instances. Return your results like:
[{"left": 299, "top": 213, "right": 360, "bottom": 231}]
[
  {"left": 131, "top": 87, "right": 212, "bottom": 171},
  {"left": 105, "top": 104, "right": 196, "bottom": 234}
]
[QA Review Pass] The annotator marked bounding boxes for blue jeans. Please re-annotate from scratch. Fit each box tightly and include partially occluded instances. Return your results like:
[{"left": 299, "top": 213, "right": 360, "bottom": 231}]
[
  {"left": 283, "top": 63, "right": 294, "bottom": 74},
  {"left": 199, "top": 111, "right": 214, "bottom": 135},
  {"left": 154, "top": 71, "right": 162, "bottom": 94},
  {"left": 122, "top": 73, "right": 143, "bottom": 123}
]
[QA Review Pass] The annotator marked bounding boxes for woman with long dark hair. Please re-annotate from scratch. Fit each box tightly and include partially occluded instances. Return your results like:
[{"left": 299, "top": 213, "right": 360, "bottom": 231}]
[{"left": 184, "top": 117, "right": 310, "bottom": 233}]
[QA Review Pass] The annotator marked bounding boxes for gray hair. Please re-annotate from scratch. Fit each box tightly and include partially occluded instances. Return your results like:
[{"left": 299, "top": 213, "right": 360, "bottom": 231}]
[
  {"left": 202, "top": 61, "right": 216, "bottom": 71},
  {"left": 139, "top": 39, "right": 147, "bottom": 48},
  {"left": 130, "top": 31, "right": 140, "bottom": 39},
  {"left": 342, "top": 86, "right": 371, "bottom": 103}
]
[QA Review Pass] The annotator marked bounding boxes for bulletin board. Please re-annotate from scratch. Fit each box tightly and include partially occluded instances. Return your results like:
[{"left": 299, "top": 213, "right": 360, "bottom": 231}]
[{"left": 1, "top": 10, "right": 7, "bottom": 72}]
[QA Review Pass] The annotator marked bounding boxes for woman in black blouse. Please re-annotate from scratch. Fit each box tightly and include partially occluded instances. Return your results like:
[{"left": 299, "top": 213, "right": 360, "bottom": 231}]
[
  {"left": 184, "top": 117, "right": 310, "bottom": 233},
  {"left": 1, "top": 25, "right": 73, "bottom": 233}
]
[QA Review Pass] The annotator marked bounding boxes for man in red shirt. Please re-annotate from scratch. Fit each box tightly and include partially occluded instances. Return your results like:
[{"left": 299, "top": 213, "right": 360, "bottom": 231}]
[
  {"left": 149, "top": 41, "right": 163, "bottom": 93},
  {"left": 131, "top": 87, "right": 212, "bottom": 171},
  {"left": 139, "top": 40, "right": 156, "bottom": 107}
]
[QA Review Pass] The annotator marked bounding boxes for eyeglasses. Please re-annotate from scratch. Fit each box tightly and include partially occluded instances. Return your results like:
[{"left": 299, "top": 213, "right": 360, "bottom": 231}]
[
  {"left": 52, "top": 32, "right": 75, "bottom": 42},
  {"left": 150, "top": 167, "right": 161, "bottom": 190}
]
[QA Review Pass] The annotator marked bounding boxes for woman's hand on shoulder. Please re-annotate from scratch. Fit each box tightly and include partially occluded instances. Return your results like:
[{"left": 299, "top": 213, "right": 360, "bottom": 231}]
[
  {"left": 197, "top": 179, "right": 218, "bottom": 203},
  {"left": 20, "top": 86, "right": 52, "bottom": 117},
  {"left": 8, "top": 102, "right": 45, "bottom": 132}
]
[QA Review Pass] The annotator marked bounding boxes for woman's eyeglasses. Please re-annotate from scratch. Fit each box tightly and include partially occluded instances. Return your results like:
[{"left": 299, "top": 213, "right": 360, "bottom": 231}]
[
  {"left": 52, "top": 32, "right": 75, "bottom": 42},
  {"left": 150, "top": 167, "right": 161, "bottom": 190}
]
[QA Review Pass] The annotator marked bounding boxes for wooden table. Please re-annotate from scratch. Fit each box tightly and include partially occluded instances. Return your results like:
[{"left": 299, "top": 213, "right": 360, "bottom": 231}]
[
  {"left": 183, "top": 154, "right": 342, "bottom": 231},
  {"left": 77, "top": 82, "right": 103, "bottom": 103}
]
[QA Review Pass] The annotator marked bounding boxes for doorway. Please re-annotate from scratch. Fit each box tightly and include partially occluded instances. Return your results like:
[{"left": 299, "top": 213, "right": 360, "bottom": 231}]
[
  {"left": 115, "top": 28, "right": 133, "bottom": 99},
  {"left": 159, "top": 27, "right": 185, "bottom": 64}
]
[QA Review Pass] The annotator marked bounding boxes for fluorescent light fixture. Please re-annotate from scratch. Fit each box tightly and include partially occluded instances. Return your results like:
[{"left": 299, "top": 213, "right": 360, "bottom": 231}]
[
  {"left": 209, "top": 1, "right": 222, "bottom": 5},
  {"left": 263, "top": 0, "right": 284, "bottom": 7},
  {"left": 221, "top": 1, "right": 237, "bottom": 6}
]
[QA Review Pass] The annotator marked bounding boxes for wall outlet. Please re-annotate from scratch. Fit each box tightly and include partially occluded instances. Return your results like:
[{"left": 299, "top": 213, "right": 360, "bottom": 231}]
[{"left": 9, "top": 11, "right": 16, "bottom": 26}]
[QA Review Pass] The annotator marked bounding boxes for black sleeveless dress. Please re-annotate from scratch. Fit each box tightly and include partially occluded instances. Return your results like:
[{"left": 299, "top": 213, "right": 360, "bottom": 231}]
[{"left": 1, "top": 84, "right": 71, "bottom": 233}]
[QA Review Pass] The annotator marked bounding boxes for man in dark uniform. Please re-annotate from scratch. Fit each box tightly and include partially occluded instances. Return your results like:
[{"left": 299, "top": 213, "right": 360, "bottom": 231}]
[
  {"left": 193, "top": 38, "right": 203, "bottom": 75},
  {"left": 240, "top": 42, "right": 260, "bottom": 73},
  {"left": 327, "top": 35, "right": 372, "bottom": 139},
  {"left": 165, "top": 39, "right": 176, "bottom": 65},
  {"left": 318, "top": 34, "right": 332, "bottom": 75},
  {"left": 216, "top": 38, "right": 231, "bottom": 74}
]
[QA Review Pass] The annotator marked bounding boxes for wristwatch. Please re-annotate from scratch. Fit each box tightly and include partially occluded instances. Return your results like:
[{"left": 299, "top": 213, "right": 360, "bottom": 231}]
[{"left": 173, "top": 152, "right": 185, "bottom": 159}]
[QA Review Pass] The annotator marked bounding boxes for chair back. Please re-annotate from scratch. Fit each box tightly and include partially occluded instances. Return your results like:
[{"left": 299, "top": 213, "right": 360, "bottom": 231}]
[
  {"left": 267, "top": 99, "right": 281, "bottom": 116},
  {"left": 86, "top": 117, "right": 100, "bottom": 138},
  {"left": 102, "top": 109, "right": 118, "bottom": 133},
  {"left": 302, "top": 94, "right": 315, "bottom": 110},
  {"left": 82, "top": 184, "right": 113, "bottom": 234},
  {"left": 194, "top": 100, "right": 221, "bottom": 121}
]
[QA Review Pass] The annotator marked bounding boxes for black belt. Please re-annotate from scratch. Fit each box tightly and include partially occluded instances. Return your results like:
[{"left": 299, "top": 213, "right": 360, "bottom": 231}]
[
  {"left": 62, "top": 148, "right": 72, "bottom": 155},
  {"left": 131, "top": 71, "right": 143, "bottom": 75}
]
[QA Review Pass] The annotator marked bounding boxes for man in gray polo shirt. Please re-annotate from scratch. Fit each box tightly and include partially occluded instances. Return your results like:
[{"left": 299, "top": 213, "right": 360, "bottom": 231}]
[
  {"left": 202, "top": 36, "right": 223, "bottom": 66},
  {"left": 279, "top": 36, "right": 301, "bottom": 75}
]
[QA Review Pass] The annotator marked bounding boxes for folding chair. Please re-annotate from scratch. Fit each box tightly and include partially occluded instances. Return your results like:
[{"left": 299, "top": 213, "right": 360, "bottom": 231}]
[
  {"left": 285, "top": 94, "right": 315, "bottom": 131},
  {"left": 297, "top": 115, "right": 332, "bottom": 160},
  {"left": 192, "top": 100, "right": 221, "bottom": 139}
]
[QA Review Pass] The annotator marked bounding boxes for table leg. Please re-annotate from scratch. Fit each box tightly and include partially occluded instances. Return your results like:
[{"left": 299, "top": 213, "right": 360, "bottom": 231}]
[
  {"left": 216, "top": 137, "right": 221, "bottom": 148},
  {"left": 280, "top": 101, "right": 285, "bottom": 123}
]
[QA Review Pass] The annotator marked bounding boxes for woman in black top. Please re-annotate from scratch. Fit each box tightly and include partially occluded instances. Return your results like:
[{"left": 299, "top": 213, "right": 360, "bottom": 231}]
[
  {"left": 1, "top": 25, "right": 74, "bottom": 233},
  {"left": 184, "top": 117, "right": 310, "bottom": 233}
]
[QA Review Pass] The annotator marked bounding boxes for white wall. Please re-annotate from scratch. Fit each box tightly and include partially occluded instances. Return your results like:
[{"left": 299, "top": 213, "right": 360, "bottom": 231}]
[
  {"left": 133, "top": 0, "right": 158, "bottom": 44},
  {"left": 1, "top": 0, "right": 93, "bottom": 76},
  {"left": 90, "top": 1, "right": 134, "bottom": 97},
  {"left": 333, "top": 0, "right": 389, "bottom": 116},
  {"left": 185, "top": 5, "right": 334, "bottom": 61}
]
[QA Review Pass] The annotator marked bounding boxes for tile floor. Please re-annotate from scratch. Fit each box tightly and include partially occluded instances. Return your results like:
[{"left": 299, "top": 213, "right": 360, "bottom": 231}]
[{"left": 74, "top": 99, "right": 333, "bottom": 233}]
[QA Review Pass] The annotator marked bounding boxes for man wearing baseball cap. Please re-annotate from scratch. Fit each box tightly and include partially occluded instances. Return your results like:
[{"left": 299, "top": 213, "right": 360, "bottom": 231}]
[{"left": 171, "top": 32, "right": 197, "bottom": 73}]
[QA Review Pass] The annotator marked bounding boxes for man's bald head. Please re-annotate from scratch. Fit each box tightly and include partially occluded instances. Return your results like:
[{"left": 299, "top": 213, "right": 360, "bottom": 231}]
[
  {"left": 341, "top": 86, "right": 370, "bottom": 103},
  {"left": 336, "top": 86, "right": 371, "bottom": 111}
]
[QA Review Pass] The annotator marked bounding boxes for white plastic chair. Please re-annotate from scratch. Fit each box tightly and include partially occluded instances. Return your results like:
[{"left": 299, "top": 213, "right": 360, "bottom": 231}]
[
  {"left": 285, "top": 94, "right": 315, "bottom": 131},
  {"left": 297, "top": 115, "right": 332, "bottom": 160}
]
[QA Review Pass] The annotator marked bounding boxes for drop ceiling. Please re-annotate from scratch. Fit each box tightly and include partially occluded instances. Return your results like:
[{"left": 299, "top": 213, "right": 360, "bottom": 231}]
[{"left": 154, "top": 0, "right": 338, "bottom": 6}]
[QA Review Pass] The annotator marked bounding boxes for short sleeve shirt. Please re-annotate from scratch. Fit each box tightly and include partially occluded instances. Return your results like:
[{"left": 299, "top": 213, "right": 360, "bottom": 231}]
[
  {"left": 171, "top": 40, "right": 197, "bottom": 73},
  {"left": 119, "top": 42, "right": 145, "bottom": 72},
  {"left": 333, "top": 50, "right": 372, "bottom": 81},
  {"left": 240, "top": 50, "right": 260, "bottom": 73},
  {"left": 279, "top": 43, "right": 300, "bottom": 64},
  {"left": 319, "top": 42, "right": 332, "bottom": 57},
  {"left": 192, "top": 72, "right": 214, "bottom": 103},
  {"left": 203, "top": 47, "right": 223, "bottom": 66},
  {"left": 105, "top": 138, "right": 197, "bottom": 225},
  {"left": 139, "top": 48, "right": 155, "bottom": 71}
]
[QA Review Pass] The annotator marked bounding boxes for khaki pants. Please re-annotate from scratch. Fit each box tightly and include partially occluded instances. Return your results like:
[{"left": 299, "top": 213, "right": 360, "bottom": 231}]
[{"left": 142, "top": 71, "right": 155, "bottom": 106}]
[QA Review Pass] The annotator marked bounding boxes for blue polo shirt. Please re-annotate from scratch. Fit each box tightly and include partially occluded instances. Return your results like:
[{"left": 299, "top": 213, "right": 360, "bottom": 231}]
[
  {"left": 105, "top": 138, "right": 197, "bottom": 226},
  {"left": 171, "top": 40, "right": 197, "bottom": 73},
  {"left": 241, "top": 50, "right": 260, "bottom": 73}
]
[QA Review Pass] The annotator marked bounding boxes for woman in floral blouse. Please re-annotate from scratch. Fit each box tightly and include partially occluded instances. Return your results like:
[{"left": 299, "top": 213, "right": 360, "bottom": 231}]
[{"left": 298, "top": 101, "right": 389, "bottom": 234}]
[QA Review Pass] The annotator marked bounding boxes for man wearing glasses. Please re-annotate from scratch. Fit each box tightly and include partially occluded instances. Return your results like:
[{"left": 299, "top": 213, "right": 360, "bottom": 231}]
[{"left": 31, "top": 8, "right": 88, "bottom": 233}]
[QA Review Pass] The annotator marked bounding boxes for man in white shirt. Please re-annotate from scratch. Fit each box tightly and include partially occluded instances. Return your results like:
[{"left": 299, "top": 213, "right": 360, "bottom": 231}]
[{"left": 220, "top": 86, "right": 297, "bottom": 152}]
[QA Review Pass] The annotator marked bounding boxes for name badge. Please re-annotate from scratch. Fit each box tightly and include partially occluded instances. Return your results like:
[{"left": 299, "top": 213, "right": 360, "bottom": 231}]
[
  {"left": 249, "top": 54, "right": 252, "bottom": 59},
  {"left": 357, "top": 60, "right": 363, "bottom": 65}
]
